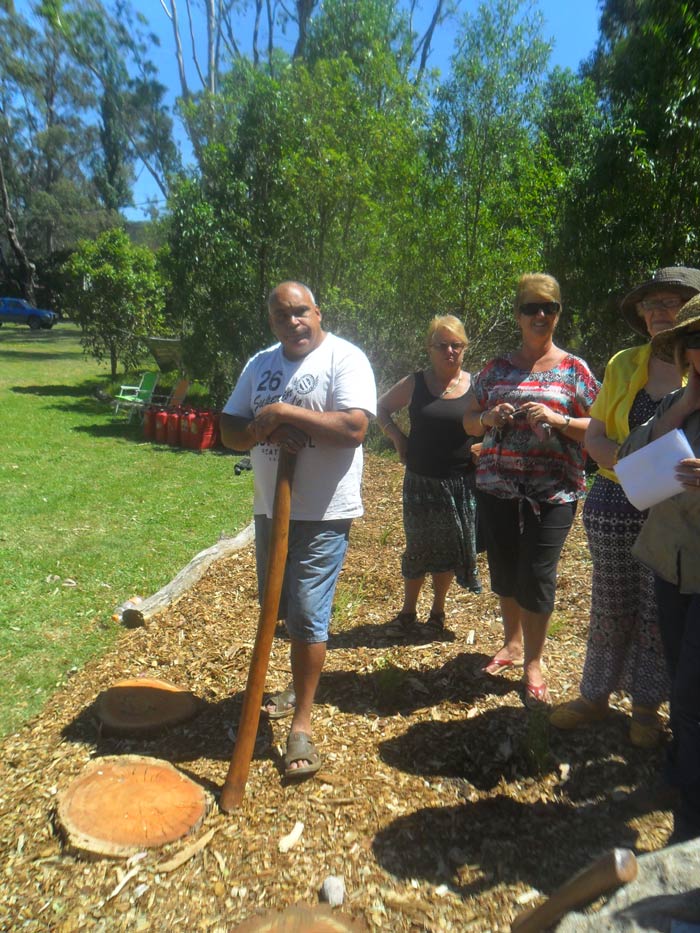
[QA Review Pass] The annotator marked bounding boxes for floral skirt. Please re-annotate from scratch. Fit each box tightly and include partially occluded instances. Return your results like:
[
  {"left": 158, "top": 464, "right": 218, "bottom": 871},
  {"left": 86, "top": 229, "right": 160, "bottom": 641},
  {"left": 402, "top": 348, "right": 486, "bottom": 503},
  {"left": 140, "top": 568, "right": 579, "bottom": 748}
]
[
  {"left": 401, "top": 469, "right": 481, "bottom": 592},
  {"left": 580, "top": 475, "right": 669, "bottom": 706}
]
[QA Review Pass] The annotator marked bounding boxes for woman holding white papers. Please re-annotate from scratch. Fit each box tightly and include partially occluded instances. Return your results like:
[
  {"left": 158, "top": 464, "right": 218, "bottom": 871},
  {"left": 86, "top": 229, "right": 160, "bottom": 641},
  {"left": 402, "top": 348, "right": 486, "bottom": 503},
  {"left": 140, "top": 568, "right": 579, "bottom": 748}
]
[
  {"left": 617, "top": 295, "right": 700, "bottom": 842},
  {"left": 551, "top": 267, "right": 700, "bottom": 746}
]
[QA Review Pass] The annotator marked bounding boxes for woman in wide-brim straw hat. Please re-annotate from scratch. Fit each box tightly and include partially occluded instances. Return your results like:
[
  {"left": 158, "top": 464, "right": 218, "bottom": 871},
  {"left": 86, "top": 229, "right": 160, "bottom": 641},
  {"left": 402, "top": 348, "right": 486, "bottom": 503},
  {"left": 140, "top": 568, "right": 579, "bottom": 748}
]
[
  {"left": 617, "top": 294, "right": 700, "bottom": 842},
  {"left": 551, "top": 266, "right": 700, "bottom": 746}
]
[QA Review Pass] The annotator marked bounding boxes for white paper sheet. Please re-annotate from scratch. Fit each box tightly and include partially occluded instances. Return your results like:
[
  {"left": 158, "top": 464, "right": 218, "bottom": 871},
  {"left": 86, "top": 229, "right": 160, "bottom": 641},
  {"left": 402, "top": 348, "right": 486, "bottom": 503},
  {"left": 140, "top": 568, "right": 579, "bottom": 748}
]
[{"left": 614, "top": 428, "right": 694, "bottom": 510}]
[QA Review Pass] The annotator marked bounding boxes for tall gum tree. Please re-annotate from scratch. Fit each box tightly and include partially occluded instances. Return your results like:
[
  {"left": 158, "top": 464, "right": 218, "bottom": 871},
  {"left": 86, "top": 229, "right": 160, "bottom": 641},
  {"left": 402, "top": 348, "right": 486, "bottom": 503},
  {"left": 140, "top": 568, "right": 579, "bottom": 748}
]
[{"left": 432, "top": 0, "right": 553, "bottom": 360}]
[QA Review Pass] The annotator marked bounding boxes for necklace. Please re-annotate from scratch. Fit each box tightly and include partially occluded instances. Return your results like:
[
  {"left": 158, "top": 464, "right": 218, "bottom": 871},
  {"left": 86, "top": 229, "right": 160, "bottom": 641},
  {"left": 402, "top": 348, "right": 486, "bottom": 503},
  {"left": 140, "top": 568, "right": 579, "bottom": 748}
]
[{"left": 437, "top": 373, "right": 462, "bottom": 397}]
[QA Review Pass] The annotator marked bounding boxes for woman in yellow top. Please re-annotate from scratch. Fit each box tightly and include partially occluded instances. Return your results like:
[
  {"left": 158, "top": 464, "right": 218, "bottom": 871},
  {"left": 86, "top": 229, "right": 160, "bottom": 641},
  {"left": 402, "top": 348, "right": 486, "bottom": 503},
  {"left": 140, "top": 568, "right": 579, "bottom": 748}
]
[{"left": 551, "top": 266, "right": 700, "bottom": 745}]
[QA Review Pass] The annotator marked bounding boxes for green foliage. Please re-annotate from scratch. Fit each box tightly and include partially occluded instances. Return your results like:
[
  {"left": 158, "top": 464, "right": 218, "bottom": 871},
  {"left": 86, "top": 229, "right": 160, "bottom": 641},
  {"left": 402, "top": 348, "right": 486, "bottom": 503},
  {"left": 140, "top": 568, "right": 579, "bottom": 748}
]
[
  {"left": 304, "top": 0, "right": 413, "bottom": 73},
  {"left": 0, "top": 2, "right": 108, "bottom": 266},
  {"left": 549, "top": 0, "right": 700, "bottom": 371},
  {"left": 373, "top": 656, "right": 407, "bottom": 710},
  {"left": 0, "top": 0, "right": 177, "bottom": 315},
  {"left": 10, "top": 0, "right": 700, "bottom": 391},
  {"left": 428, "top": 0, "right": 556, "bottom": 363},
  {"left": 62, "top": 227, "right": 166, "bottom": 377},
  {"left": 165, "top": 50, "right": 433, "bottom": 393}
]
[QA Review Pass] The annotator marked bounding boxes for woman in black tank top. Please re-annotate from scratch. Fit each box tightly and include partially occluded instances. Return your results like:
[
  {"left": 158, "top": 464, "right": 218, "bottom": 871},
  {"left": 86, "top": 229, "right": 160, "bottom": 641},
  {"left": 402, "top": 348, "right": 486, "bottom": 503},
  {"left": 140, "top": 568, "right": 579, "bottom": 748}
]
[{"left": 376, "top": 315, "right": 482, "bottom": 637}]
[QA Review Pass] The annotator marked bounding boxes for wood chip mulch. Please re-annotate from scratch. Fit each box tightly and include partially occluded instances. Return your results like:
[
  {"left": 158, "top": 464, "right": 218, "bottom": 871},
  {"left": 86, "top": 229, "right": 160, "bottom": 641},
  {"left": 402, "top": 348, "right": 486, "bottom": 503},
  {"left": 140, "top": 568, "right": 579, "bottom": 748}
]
[{"left": 0, "top": 455, "right": 673, "bottom": 932}]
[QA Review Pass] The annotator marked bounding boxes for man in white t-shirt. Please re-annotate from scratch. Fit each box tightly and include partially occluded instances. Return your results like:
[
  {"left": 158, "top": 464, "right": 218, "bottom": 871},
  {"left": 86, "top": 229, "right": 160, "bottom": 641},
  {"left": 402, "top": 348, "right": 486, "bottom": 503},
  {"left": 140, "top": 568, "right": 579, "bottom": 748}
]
[{"left": 221, "top": 281, "right": 376, "bottom": 778}]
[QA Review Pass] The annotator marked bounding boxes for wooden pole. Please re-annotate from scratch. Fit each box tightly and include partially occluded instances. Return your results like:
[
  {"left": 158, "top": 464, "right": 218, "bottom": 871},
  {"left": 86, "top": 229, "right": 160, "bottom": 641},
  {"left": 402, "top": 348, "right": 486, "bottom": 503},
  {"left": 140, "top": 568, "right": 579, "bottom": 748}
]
[
  {"left": 220, "top": 449, "right": 296, "bottom": 812},
  {"left": 510, "top": 848, "right": 637, "bottom": 933}
]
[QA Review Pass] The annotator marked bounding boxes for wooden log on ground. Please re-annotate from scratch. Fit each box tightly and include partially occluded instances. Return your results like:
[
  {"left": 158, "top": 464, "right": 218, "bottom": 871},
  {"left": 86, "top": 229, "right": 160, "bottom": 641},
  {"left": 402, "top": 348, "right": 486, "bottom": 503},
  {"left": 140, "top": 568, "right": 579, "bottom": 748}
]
[
  {"left": 122, "top": 521, "right": 255, "bottom": 627},
  {"left": 57, "top": 755, "right": 210, "bottom": 858}
]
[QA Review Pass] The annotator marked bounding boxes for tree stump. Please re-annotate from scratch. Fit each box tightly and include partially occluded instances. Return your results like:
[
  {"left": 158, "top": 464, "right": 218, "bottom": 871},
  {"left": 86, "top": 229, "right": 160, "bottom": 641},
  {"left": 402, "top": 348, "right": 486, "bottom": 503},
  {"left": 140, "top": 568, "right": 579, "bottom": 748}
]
[
  {"left": 231, "top": 905, "right": 368, "bottom": 932},
  {"left": 57, "top": 756, "right": 209, "bottom": 857},
  {"left": 94, "top": 678, "right": 203, "bottom": 735}
]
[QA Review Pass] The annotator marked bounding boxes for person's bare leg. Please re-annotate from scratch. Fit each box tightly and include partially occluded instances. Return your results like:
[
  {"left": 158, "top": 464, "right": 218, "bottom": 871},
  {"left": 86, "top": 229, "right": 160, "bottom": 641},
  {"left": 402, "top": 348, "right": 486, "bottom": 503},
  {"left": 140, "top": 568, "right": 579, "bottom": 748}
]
[
  {"left": 287, "top": 640, "right": 326, "bottom": 770},
  {"left": 400, "top": 576, "right": 424, "bottom": 615},
  {"left": 486, "top": 596, "right": 524, "bottom": 666},
  {"left": 521, "top": 607, "right": 550, "bottom": 688},
  {"left": 429, "top": 571, "right": 454, "bottom": 616}
]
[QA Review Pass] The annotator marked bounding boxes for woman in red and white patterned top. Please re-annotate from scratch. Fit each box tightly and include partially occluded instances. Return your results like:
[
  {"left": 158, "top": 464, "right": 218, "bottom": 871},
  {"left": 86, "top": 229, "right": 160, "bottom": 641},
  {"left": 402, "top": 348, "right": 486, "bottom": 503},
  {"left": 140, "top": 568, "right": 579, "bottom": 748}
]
[{"left": 463, "top": 273, "right": 599, "bottom": 707}]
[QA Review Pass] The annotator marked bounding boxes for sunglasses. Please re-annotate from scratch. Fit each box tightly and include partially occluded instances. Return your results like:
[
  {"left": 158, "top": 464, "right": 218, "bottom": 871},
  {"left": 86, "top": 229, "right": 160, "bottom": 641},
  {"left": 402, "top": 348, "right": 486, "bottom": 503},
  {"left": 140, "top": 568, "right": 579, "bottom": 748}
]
[
  {"left": 682, "top": 331, "right": 700, "bottom": 350},
  {"left": 639, "top": 297, "right": 685, "bottom": 312},
  {"left": 519, "top": 302, "right": 561, "bottom": 317},
  {"left": 431, "top": 341, "right": 465, "bottom": 352}
]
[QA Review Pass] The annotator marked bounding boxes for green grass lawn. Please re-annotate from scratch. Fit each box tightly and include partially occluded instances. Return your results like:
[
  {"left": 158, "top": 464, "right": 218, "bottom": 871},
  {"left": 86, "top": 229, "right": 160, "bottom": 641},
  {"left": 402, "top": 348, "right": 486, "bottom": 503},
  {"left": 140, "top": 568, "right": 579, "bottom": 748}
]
[{"left": 0, "top": 323, "right": 253, "bottom": 736}]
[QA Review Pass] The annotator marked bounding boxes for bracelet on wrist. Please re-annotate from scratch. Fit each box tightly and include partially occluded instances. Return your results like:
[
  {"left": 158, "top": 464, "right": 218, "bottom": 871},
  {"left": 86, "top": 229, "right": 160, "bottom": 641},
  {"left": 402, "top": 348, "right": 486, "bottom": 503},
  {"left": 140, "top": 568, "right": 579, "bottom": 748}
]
[
  {"left": 560, "top": 414, "right": 571, "bottom": 431},
  {"left": 479, "top": 410, "right": 488, "bottom": 429}
]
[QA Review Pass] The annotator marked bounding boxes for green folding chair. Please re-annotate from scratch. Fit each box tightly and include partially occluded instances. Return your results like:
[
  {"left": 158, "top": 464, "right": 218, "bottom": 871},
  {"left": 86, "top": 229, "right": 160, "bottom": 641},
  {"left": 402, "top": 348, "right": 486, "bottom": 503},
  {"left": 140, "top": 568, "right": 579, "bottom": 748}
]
[{"left": 112, "top": 372, "right": 160, "bottom": 420}]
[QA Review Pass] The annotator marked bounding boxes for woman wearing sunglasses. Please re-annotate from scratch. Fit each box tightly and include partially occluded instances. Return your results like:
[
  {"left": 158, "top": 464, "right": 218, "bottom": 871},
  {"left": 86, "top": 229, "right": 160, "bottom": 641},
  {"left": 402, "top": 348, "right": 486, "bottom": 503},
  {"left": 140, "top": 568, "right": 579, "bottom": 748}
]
[
  {"left": 463, "top": 273, "right": 598, "bottom": 706},
  {"left": 551, "top": 267, "right": 700, "bottom": 746},
  {"left": 616, "top": 295, "right": 700, "bottom": 842},
  {"left": 377, "top": 314, "right": 482, "bottom": 637}
]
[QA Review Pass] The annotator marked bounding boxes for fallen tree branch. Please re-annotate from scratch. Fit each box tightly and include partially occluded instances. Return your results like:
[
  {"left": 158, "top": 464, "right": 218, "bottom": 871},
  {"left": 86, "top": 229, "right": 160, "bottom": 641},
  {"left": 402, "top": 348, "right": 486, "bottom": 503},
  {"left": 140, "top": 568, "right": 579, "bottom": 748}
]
[{"left": 122, "top": 522, "right": 255, "bottom": 627}]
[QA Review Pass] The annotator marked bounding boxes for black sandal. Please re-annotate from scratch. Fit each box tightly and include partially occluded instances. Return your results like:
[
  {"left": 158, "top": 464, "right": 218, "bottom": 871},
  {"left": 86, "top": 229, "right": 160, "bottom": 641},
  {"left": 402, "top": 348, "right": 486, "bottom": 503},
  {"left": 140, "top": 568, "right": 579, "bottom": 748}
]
[
  {"left": 386, "top": 611, "right": 417, "bottom": 636},
  {"left": 426, "top": 610, "right": 446, "bottom": 631}
]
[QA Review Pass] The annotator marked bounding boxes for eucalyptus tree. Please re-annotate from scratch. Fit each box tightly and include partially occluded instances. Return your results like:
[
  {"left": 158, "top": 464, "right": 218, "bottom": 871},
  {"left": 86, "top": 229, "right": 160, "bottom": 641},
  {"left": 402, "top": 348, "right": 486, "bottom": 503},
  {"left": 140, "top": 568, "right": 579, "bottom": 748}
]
[
  {"left": 0, "top": 4, "right": 99, "bottom": 258},
  {"left": 535, "top": 67, "right": 607, "bottom": 361},
  {"left": 431, "top": 0, "right": 554, "bottom": 362},
  {"left": 39, "top": 0, "right": 180, "bottom": 201},
  {"left": 546, "top": 0, "right": 700, "bottom": 368},
  {"left": 165, "top": 45, "right": 430, "bottom": 397}
]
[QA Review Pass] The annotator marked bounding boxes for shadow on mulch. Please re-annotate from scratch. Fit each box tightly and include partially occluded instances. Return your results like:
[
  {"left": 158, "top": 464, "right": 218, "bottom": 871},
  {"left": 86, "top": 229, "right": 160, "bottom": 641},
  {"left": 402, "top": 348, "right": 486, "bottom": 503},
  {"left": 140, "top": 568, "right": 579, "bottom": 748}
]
[
  {"left": 377, "top": 705, "right": 666, "bottom": 797},
  {"left": 317, "top": 651, "right": 517, "bottom": 717},
  {"left": 372, "top": 795, "right": 640, "bottom": 897},
  {"left": 59, "top": 653, "right": 519, "bottom": 761},
  {"left": 327, "top": 619, "right": 457, "bottom": 649}
]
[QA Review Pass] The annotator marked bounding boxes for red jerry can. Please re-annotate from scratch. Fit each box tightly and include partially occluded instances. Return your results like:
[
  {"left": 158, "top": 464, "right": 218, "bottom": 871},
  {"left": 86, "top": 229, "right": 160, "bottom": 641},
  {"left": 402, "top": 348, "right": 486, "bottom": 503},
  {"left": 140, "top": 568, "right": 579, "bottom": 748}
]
[
  {"left": 181, "top": 409, "right": 197, "bottom": 449},
  {"left": 154, "top": 409, "right": 169, "bottom": 444},
  {"left": 143, "top": 405, "right": 156, "bottom": 440},
  {"left": 167, "top": 409, "right": 181, "bottom": 447},
  {"left": 189, "top": 410, "right": 204, "bottom": 450},
  {"left": 191, "top": 409, "right": 214, "bottom": 450}
]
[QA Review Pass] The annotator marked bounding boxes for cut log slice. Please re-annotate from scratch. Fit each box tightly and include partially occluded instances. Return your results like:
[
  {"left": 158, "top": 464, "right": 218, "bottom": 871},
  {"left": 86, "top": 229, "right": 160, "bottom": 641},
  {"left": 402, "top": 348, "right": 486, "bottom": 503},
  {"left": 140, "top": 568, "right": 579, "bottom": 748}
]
[
  {"left": 94, "top": 678, "right": 203, "bottom": 734},
  {"left": 231, "top": 905, "right": 368, "bottom": 932},
  {"left": 57, "top": 755, "right": 209, "bottom": 858}
]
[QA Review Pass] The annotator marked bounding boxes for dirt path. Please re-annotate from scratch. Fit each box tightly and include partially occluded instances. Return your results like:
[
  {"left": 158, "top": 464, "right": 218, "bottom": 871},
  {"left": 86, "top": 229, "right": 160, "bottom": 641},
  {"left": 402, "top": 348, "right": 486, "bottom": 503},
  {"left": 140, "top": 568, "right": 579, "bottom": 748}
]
[{"left": 0, "top": 454, "right": 672, "bottom": 932}]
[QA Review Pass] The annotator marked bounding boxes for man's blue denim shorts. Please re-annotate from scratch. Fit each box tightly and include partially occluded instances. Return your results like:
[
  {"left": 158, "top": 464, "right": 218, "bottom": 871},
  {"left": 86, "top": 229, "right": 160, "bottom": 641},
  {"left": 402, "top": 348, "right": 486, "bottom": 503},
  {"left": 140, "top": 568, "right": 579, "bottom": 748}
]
[{"left": 254, "top": 516, "right": 351, "bottom": 644}]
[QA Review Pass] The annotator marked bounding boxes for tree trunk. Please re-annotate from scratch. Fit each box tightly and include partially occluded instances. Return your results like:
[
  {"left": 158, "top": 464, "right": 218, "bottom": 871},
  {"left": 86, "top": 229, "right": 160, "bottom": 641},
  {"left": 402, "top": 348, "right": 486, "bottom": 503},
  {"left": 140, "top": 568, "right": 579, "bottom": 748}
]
[
  {"left": 0, "top": 154, "right": 38, "bottom": 304},
  {"left": 292, "top": 0, "right": 316, "bottom": 59}
]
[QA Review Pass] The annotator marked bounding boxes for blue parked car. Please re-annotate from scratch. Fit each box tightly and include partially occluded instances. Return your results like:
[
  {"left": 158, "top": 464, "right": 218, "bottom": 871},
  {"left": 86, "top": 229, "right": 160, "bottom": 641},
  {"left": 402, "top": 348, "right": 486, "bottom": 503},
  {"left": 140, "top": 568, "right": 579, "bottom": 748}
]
[{"left": 0, "top": 297, "right": 58, "bottom": 330}]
